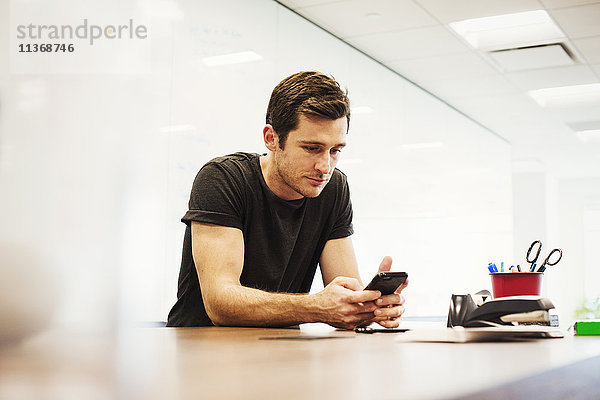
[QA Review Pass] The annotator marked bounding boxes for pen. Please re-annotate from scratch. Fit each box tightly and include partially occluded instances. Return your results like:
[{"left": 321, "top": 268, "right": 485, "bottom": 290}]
[
  {"left": 501, "top": 262, "right": 504, "bottom": 272},
  {"left": 530, "top": 262, "right": 536, "bottom": 272}
]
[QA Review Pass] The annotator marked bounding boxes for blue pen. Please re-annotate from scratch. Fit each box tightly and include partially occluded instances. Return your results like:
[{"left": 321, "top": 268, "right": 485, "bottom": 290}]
[{"left": 530, "top": 262, "right": 536, "bottom": 272}]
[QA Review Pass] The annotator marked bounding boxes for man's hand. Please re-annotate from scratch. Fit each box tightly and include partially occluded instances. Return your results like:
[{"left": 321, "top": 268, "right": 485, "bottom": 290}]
[
  {"left": 313, "top": 276, "right": 381, "bottom": 330},
  {"left": 371, "top": 256, "right": 408, "bottom": 329}
]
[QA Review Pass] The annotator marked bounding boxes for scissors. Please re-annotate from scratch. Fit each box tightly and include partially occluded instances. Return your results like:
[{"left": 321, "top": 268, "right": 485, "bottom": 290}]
[{"left": 526, "top": 240, "right": 562, "bottom": 272}]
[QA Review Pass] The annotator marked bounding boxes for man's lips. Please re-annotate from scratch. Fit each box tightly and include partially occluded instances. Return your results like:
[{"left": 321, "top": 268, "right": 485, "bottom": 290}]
[{"left": 307, "top": 177, "right": 329, "bottom": 185}]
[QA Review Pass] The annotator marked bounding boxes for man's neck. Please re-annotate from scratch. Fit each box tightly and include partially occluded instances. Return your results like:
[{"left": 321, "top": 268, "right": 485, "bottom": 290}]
[{"left": 259, "top": 153, "right": 303, "bottom": 201}]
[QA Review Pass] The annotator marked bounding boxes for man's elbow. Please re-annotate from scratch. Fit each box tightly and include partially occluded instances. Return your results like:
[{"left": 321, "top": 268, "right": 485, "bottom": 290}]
[
  {"left": 205, "top": 305, "right": 233, "bottom": 326},
  {"left": 202, "top": 287, "right": 241, "bottom": 326}
]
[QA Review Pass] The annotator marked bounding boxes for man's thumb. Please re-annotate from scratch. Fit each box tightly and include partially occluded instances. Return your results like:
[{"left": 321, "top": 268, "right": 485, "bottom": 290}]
[{"left": 378, "top": 256, "right": 392, "bottom": 273}]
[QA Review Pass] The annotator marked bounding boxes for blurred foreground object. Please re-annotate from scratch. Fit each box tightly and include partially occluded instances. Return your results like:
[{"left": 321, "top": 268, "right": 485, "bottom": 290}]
[{"left": 0, "top": 244, "right": 59, "bottom": 344}]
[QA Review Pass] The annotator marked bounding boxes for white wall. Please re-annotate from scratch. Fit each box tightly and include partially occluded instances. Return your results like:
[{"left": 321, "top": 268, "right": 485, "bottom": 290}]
[
  {"left": 0, "top": 0, "right": 513, "bottom": 330},
  {"left": 512, "top": 172, "right": 600, "bottom": 327},
  {"left": 513, "top": 173, "right": 547, "bottom": 250},
  {"left": 549, "top": 178, "right": 600, "bottom": 325}
]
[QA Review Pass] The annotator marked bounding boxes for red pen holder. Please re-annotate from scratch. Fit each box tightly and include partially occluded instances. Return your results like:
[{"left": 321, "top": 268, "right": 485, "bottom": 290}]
[{"left": 490, "top": 272, "right": 543, "bottom": 298}]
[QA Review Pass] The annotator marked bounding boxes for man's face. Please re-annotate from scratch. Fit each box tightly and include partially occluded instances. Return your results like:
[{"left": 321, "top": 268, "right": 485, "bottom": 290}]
[{"left": 271, "top": 114, "right": 347, "bottom": 200}]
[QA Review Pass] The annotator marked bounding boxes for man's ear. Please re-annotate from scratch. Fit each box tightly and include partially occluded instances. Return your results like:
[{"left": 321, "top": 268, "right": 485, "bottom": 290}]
[{"left": 263, "top": 124, "right": 279, "bottom": 151}]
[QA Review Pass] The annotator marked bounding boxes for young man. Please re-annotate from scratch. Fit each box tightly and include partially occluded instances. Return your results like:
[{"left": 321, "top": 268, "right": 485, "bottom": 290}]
[{"left": 167, "top": 71, "right": 407, "bottom": 329}]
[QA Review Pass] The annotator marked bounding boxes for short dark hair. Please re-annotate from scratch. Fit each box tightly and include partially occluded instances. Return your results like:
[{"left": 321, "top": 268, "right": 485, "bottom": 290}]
[{"left": 266, "top": 71, "right": 351, "bottom": 148}]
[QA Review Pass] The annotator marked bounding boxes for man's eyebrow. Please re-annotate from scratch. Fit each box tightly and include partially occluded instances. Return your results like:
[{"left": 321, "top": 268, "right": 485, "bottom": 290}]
[{"left": 299, "top": 140, "right": 346, "bottom": 147}]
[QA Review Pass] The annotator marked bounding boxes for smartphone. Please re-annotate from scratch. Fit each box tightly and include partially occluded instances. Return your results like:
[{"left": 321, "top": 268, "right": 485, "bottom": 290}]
[{"left": 363, "top": 272, "right": 408, "bottom": 295}]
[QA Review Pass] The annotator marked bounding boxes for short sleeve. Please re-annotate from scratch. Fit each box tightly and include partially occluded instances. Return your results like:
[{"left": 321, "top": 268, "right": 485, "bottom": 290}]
[
  {"left": 181, "top": 162, "right": 245, "bottom": 230},
  {"left": 328, "top": 172, "right": 354, "bottom": 240}
]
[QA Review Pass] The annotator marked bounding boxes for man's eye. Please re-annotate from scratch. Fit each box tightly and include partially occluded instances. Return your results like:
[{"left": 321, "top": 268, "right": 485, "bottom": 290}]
[
  {"left": 304, "top": 146, "right": 319, "bottom": 152},
  {"left": 331, "top": 148, "right": 342, "bottom": 154}
]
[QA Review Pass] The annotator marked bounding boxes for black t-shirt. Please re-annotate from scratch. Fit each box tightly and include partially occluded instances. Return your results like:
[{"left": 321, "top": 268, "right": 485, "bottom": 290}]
[{"left": 166, "top": 152, "right": 354, "bottom": 327}]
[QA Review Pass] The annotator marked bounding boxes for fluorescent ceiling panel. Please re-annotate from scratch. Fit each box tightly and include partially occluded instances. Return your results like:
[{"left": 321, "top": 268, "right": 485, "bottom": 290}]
[
  {"left": 575, "top": 130, "right": 600, "bottom": 143},
  {"left": 489, "top": 44, "right": 574, "bottom": 71},
  {"left": 566, "top": 120, "right": 600, "bottom": 132},
  {"left": 566, "top": 120, "right": 600, "bottom": 143},
  {"left": 528, "top": 83, "right": 600, "bottom": 107},
  {"left": 449, "top": 10, "right": 565, "bottom": 50}
]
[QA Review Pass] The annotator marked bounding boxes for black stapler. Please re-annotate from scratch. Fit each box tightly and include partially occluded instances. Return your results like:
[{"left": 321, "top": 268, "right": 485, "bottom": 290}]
[{"left": 448, "top": 294, "right": 558, "bottom": 328}]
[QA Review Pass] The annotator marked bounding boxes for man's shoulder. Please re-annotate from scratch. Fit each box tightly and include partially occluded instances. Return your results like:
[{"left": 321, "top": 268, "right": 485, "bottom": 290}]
[
  {"left": 206, "top": 152, "right": 260, "bottom": 167},
  {"left": 330, "top": 167, "right": 348, "bottom": 187},
  {"left": 192, "top": 153, "right": 260, "bottom": 191},
  {"left": 316, "top": 167, "right": 349, "bottom": 202},
  {"left": 201, "top": 152, "right": 260, "bottom": 176}
]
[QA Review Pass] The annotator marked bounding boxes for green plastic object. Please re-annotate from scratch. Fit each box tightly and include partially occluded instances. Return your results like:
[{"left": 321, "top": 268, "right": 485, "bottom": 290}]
[{"left": 574, "top": 320, "right": 600, "bottom": 336}]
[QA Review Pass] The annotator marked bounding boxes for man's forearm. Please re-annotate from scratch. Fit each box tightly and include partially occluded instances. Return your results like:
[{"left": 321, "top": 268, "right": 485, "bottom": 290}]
[{"left": 204, "top": 284, "right": 323, "bottom": 327}]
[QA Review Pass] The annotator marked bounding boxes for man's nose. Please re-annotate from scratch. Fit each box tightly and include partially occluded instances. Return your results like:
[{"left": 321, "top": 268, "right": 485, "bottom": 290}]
[{"left": 315, "top": 152, "right": 332, "bottom": 175}]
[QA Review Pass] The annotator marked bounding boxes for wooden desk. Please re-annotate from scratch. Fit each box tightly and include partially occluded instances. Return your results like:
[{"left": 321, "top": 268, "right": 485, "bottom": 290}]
[{"left": 1, "top": 326, "right": 599, "bottom": 399}]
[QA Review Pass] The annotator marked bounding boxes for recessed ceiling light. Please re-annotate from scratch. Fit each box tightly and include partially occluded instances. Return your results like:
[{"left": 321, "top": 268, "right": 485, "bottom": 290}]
[
  {"left": 365, "top": 13, "right": 381, "bottom": 19},
  {"left": 449, "top": 10, "right": 565, "bottom": 50},
  {"left": 567, "top": 121, "right": 600, "bottom": 143},
  {"left": 202, "top": 51, "right": 262, "bottom": 67},
  {"left": 489, "top": 44, "right": 574, "bottom": 72},
  {"left": 528, "top": 83, "right": 600, "bottom": 107},
  {"left": 575, "top": 130, "right": 600, "bottom": 143},
  {"left": 566, "top": 120, "right": 600, "bottom": 132}
]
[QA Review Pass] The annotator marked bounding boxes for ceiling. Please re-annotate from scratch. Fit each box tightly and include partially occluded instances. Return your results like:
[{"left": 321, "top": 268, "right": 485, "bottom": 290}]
[{"left": 276, "top": 0, "right": 600, "bottom": 178}]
